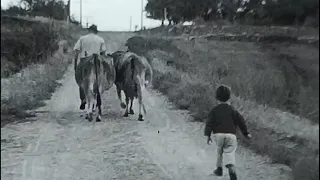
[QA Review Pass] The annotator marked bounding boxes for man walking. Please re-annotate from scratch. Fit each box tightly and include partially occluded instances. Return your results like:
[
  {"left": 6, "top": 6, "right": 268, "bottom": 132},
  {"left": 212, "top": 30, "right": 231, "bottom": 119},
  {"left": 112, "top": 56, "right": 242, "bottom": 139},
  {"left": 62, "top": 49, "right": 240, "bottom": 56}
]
[{"left": 73, "top": 24, "right": 106, "bottom": 110}]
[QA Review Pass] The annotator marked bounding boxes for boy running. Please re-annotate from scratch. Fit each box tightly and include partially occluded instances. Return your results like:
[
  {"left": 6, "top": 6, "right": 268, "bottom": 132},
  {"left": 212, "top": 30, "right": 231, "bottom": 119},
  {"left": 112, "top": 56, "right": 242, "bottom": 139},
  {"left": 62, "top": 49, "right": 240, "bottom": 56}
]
[{"left": 204, "top": 85, "right": 252, "bottom": 180}]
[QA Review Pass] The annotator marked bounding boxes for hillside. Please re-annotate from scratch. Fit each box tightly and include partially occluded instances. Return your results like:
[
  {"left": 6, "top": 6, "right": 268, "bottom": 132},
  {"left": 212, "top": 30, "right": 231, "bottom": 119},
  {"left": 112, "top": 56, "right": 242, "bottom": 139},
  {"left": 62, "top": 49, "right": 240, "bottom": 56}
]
[
  {"left": 134, "top": 24, "right": 319, "bottom": 122},
  {"left": 127, "top": 24, "right": 319, "bottom": 180},
  {"left": 140, "top": 23, "right": 319, "bottom": 42},
  {"left": 1, "top": 15, "right": 82, "bottom": 127},
  {"left": 1, "top": 15, "right": 79, "bottom": 77}
]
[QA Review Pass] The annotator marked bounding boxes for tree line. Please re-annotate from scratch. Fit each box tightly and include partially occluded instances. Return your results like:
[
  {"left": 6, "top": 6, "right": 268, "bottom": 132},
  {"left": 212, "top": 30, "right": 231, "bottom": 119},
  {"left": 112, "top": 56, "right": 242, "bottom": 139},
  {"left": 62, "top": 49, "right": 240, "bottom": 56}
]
[
  {"left": 145, "top": 0, "right": 319, "bottom": 26},
  {"left": 1, "top": 0, "right": 79, "bottom": 24}
]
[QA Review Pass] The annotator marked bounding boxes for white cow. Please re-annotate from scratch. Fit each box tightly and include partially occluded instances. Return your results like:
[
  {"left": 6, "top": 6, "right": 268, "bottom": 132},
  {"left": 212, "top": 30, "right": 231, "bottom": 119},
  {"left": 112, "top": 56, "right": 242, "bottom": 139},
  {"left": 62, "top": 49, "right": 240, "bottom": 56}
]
[
  {"left": 108, "top": 51, "right": 153, "bottom": 121},
  {"left": 75, "top": 53, "right": 115, "bottom": 121}
]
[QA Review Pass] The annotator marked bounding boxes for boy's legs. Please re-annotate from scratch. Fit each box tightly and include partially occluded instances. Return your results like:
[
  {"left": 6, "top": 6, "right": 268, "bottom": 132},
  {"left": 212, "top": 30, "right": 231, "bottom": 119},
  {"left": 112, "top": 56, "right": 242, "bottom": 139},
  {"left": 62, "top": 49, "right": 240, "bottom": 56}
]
[
  {"left": 223, "top": 134, "right": 238, "bottom": 180},
  {"left": 213, "top": 134, "right": 225, "bottom": 176}
]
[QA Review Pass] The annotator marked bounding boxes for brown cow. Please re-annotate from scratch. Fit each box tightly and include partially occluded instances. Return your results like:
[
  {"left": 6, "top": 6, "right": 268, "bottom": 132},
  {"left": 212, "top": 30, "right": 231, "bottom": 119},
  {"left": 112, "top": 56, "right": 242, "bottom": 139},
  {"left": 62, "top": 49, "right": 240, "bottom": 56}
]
[
  {"left": 75, "top": 53, "right": 115, "bottom": 122},
  {"left": 108, "top": 51, "right": 153, "bottom": 121}
]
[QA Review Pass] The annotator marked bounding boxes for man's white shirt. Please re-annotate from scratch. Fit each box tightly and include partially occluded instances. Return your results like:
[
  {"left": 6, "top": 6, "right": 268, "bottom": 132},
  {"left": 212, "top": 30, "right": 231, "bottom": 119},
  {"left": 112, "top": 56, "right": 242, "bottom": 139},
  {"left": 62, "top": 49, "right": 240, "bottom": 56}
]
[{"left": 73, "top": 33, "right": 106, "bottom": 58}]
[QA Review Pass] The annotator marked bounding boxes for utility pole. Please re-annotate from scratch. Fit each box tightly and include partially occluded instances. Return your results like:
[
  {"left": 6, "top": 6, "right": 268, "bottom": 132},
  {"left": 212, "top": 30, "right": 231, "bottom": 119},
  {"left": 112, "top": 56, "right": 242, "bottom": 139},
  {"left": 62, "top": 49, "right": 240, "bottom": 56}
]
[
  {"left": 86, "top": 17, "right": 88, "bottom": 28},
  {"left": 84, "top": 16, "right": 92, "bottom": 28},
  {"left": 67, "top": 0, "right": 71, "bottom": 24},
  {"left": 140, "top": 0, "right": 143, "bottom": 30},
  {"left": 130, "top": 16, "right": 132, "bottom": 31},
  {"left": 80, "top": 0, "right": 82, "bottom": 27}
]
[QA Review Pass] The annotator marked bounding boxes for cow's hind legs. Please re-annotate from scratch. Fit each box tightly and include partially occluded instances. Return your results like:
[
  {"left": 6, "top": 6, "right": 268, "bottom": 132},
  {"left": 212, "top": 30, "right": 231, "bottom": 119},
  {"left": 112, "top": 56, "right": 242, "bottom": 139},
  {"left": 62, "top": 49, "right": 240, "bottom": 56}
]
[
  {"left": 120, "top": 102, "right": 126, "bottom": 109},
  {"left": 79, "top": 87, "right": 86, "bottom": 110},
  {"left": 96, "top": 106, "right": 102, "bottom": 122},
  {"left": 86, "top": 90, "right": 95, "bottom": 122},
  {"left": 117, "top": 85, "right": 126, "bottom": 109},
  {"left": 123, "top": 96, "right": 129, "bottom": 117},
  {"left": 86, "top": 112, "right": 93, "bottom": 122},
  {"left": 129, "top": 98, "right": 134, "bottom": 115},
  {"left": 86, "top": 103, "right": 93, "bottom": 122},
  {"left": 137, "top": 90, "right": 144, "bottom": 121},
  {"left": 92, "top": 104, "right": 95, "bottom": 112},
  {"left": 87, "top": 104, "right": 93, "bottom": 122},
  {"left": 137, "top": 86, "right": 144, "bottom": 121},
  {"left": 96, "top": 92, "right": 102, "bottom": 122}
]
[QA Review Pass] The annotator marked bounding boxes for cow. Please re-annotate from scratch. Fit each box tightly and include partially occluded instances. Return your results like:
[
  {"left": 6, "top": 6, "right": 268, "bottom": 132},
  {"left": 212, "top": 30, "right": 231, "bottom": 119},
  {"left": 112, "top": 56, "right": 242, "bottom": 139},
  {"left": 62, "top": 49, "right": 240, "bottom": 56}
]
[
  {"left": 75, "top": 53, "right": 115, "bottom": 122},
  {"left": 107, "top": 51, "right": 153, "bottom": 121}
]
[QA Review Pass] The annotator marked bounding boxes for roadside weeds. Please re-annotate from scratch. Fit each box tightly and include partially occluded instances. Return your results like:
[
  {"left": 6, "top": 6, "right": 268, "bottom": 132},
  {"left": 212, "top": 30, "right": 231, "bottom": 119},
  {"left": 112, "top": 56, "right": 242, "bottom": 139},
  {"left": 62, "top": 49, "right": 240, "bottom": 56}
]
[{"left": 127, "top": 36, "right": 319, "bottom": 180}]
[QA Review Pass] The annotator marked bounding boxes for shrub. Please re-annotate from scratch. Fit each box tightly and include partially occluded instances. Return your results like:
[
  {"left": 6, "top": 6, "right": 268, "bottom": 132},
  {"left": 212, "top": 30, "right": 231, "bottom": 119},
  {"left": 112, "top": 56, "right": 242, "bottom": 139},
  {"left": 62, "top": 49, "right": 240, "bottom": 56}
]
[
  {"left": 1, "top": 16, "right": 81, "bottom": 126},
  {"left": 0, "top": 16, "right": 77, "bottom": 77}
]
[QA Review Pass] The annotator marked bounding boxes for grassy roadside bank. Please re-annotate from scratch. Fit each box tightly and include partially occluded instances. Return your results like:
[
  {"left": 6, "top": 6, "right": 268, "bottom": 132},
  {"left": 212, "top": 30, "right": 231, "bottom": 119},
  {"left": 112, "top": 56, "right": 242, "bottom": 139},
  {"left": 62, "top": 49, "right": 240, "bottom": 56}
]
[
  {"left": 1, "top": 17, "right": 82, "bottom": 127},
  {"left": 1, "top": 50, "right": 74, "bottom": 127},
  {"left": 127, "top": 36, "right": 319, "bottom": 179}
]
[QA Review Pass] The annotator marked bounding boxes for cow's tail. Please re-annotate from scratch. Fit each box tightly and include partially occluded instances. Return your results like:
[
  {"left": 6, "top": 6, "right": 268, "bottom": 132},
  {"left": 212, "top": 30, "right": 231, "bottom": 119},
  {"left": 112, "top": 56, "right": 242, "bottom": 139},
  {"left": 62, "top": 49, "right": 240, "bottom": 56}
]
[
  {"left": 93, "top": 54, "right": 101, "bottom": 107},
  {"left": 130, "top": 55, "right": 148, "bottom": 115},
  {"left": 145, "top": 60, "right": 153, "bottom": 87},
  {"left": 130, "top": 57, "right": 135, "bottom": 80}
]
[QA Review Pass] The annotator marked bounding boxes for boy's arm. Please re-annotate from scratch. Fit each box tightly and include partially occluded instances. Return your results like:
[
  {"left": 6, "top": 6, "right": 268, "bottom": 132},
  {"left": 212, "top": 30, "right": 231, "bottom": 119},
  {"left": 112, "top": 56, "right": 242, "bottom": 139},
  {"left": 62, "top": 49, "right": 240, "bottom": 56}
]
[
  {"left": 204, "top": 108, "right": 216, "bottom": 137},
  {"left": 232, "top": 108, "right": 250, "bottom": 137}
]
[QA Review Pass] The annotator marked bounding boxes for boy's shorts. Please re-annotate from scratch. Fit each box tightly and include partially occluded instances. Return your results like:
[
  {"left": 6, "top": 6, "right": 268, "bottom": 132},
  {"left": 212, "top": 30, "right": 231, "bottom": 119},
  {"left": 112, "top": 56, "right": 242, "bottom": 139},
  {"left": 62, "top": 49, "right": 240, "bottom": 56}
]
[{"left": 213, "top": 133, "right": 237, "bottom": 166}]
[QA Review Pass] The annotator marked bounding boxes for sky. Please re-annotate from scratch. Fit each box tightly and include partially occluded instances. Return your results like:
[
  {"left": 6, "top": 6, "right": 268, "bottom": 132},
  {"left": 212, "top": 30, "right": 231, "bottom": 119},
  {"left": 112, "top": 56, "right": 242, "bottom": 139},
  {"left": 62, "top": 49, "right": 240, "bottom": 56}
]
[{"left": 1, "top": 0, "right": 163, "bottom": 31}]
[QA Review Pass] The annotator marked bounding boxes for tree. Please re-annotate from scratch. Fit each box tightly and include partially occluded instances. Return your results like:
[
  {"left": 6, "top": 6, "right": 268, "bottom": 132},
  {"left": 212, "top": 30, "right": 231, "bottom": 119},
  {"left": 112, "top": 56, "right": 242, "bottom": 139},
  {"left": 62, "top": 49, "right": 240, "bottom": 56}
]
[
  {"left": 17, "top": 0, "right": 68, "bottom": 20},
  {"left": 145, "top": 0, "right": 167, "bottom": 25},
  {"left": 145, "top": 0, "right": 319, "bottom": 26},
  {"left": 69, "top": 15, "right": 80, "bottom": 25},
  {"left": 2, "top": 5, "right": 28, "bottom": 16},
  {"left": 146, "top": 0, "right": 208, "bottom": 24}
]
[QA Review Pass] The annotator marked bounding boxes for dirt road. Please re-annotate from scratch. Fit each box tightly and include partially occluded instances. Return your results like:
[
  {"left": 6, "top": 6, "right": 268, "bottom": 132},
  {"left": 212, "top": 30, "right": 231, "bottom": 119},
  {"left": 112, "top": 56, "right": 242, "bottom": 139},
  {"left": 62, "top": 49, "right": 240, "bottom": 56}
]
[{"left": 1, "top": 32, "right": 292, "bottom": 180}]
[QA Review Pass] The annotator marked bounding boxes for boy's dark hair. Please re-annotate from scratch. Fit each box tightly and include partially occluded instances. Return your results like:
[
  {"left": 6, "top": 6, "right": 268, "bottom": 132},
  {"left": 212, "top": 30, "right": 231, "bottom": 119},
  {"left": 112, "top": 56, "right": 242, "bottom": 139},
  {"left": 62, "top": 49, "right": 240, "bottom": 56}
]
[{"left": 215, "top": 85, "right": 231, "bottom": 102}]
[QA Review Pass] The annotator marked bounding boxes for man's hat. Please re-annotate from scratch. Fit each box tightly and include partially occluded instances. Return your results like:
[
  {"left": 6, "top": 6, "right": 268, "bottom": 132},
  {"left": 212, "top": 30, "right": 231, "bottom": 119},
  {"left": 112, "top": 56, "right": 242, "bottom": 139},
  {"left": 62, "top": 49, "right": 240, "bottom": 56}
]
[{"left": 88, "top": 24, "right": 98, "bottom": 33}]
